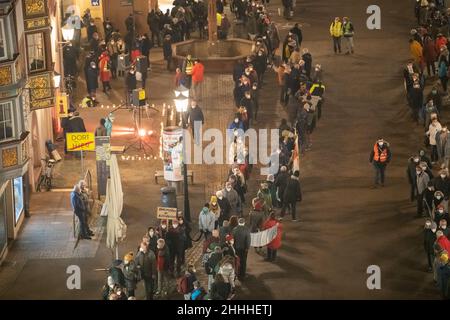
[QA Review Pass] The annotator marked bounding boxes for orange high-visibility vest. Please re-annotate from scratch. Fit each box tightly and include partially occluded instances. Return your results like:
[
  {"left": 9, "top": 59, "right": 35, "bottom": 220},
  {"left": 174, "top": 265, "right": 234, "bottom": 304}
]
[{"left": 373, "top": 143, "right": 388, "bottom": 162}]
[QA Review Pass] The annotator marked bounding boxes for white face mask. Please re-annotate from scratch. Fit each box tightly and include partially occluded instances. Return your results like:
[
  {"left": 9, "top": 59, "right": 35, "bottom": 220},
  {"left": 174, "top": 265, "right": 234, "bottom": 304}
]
[
  {"left": 438, "top": 210, "right": 444, "bottom": 214},
  {"left": 161, "top": 225, "right": 167, "bottom": 229},
  {"left": 172, "top": 224, "right": 178, "bottom": 229},
  {"left": 229, "top": 240, "right": 234, "bottom": 246},
  {"left": 416, "top": 171, "right": 422, "bottom": 175},
  {"left": 432, "top": 228, "right": 437, "bottom": 233},
  {"left": 442, "top": 225, "right": 447, "bottom": 229},
  {"left": 441, "top": 174, "right": 446, "bottom": 179},
  {"left": 378, "top": 142, "right": 384, "bottom": 147},
  {"left": 437, "top": 196, "right": 442, "bottom": 200},
  {"left": 234, "top": 119, "right": 239, "bottom": 123},
  {"left": 226, "top": 187, "right": 232, "bottom": 191}
]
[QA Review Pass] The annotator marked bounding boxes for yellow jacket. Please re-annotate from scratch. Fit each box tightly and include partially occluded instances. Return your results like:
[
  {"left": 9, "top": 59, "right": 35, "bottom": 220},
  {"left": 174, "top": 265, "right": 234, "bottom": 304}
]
[
  {"left": 410, "top": 40, "right": 423, "bottom": 64},
  {"left": 217, "top": 13, "right": 222, "bottom": 27},
  {"left": 329, "top": 21, "right": 343, "bottom": 37}
]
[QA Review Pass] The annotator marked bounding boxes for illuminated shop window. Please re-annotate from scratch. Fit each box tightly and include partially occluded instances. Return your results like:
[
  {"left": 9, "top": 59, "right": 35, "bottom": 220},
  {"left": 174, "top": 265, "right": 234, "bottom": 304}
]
[
  {"left": 27, "top": 32, "right": 46, "bottom": 72},
  {"left": 0, "top": 101, "right": 14, "bottom": 141}
]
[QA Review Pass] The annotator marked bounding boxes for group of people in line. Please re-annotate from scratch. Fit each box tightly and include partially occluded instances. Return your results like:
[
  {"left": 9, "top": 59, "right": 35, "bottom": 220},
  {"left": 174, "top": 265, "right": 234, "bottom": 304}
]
[{"left": 404, "top": 0, "right": 450, "bottom": 299}]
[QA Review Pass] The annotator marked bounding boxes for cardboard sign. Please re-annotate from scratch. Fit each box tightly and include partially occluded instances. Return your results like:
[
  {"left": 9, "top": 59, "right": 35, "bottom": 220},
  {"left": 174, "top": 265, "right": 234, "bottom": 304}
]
[
  {"left": 156, "top": 207, "right": 178, "bottom": 220},
  {"left": 66, "top": 132, "right": 95, "bottom": 151}
]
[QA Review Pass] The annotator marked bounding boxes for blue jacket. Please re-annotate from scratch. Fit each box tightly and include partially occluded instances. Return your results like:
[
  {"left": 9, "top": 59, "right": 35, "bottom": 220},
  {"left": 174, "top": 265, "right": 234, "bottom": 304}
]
[
  {"left": 70, "top": 191, "right": 85, "bottom": 216},
  {"left": 198, "top": 207, "right": 215, "bottom": 233}
]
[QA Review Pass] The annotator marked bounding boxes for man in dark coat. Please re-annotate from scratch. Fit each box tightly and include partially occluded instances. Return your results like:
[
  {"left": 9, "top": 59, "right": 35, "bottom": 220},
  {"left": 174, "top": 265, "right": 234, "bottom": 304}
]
[
  {"left": 68, "top": 111, "right": 87, "bottom": 133},
  {"left": 186, "top": 100, "right": 204, "bottom": 144},
  {"left": 216, "top": 190, "right": 231, "bottom": 225},
  {"left": 109, "top": 259, "right": 126, "bottom": 288},
  {"left": 147, "top": 10, "right": 161, "bottom": 47},
  {"left": 125, "top": 13, "right": 134, "bottom": 32},
  {"left": 70, "top": 184, "right": 90, "bottom": 239},
  {"left": 290, "top": 23, "right": 303, "bottom": 47},
  {"left": 275, "top": 166, "right": 289, "bottom": 208},
  {"left": 231, "top": 218, "right": 251, "bottom": 280},
  {"left": 301, "top": 48, "right": 312, "bottom": 79},
  {"left": 281, "top": 170, "right": 302, "bottom": 221},
  {"left": 135, "top": 242, "right": 157, "bottom": 300},
  {"left": 407, "top": 155, "right": 420, "bottom": 202},
  {"left": 166, "top": 221, "right": 185, "bottom": 276},
  {"left": 433, "top": 170, "right": 450, "bottom": 200}
]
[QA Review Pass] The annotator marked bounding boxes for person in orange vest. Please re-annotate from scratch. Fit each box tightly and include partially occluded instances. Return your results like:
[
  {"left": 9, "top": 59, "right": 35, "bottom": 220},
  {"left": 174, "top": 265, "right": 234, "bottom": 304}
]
[{"left": 369, "top": 138, "right": 392, "bottom": 188}]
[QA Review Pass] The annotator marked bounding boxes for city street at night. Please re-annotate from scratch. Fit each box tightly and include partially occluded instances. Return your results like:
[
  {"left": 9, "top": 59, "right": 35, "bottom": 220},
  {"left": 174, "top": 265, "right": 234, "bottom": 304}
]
[{"left": 0, "top": 0, "right": 448, "bottom": 304}]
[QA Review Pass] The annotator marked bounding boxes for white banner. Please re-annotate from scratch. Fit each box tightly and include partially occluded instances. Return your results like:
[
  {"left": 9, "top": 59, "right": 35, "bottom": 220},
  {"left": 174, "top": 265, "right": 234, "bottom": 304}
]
[{"left": 250, "top": 225, "right": 278, "bottom": 247}]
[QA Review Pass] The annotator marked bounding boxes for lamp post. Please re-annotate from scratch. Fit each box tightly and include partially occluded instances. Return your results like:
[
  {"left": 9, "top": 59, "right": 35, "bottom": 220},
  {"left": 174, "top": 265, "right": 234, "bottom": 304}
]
[
  {"left": 174, "top": 86, "right": 191, "bottom": 222},
  {"left": 58, "top": 24, "right": 75, "bottom": 93}
]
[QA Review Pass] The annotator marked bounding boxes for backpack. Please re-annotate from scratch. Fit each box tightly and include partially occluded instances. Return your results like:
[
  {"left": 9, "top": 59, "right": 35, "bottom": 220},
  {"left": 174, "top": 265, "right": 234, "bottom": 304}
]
[{"left": 177, "top": 275, "right": 189, "bottom": 294}]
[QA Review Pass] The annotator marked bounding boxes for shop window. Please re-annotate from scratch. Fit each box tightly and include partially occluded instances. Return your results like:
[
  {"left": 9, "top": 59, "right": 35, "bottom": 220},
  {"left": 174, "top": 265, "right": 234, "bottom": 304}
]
[
  {"left": 13, "top": 177, "right": 24, "bottom": 225},
  {"left": 0, "top": 19, "right": 7, "bottom": 61},
  {"left": 26, "top": 32, "right": 46, "bottom": 72},
  {"left": 0, "top": 192, "right": 6, "bottom": 256},
  {"left": 0, "top": 102, "right": 14, "bottom": 142}
]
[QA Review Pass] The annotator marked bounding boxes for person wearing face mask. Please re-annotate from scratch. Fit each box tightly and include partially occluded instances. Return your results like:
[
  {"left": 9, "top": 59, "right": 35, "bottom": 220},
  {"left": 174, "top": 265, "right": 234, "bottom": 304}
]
[
  {"left": 209, "top": 196, "right": 221, "bottom": 229},
  {"left": 434, "top": 204, "right": 449, "bottom": 225},
  {"left": 135, "top": 242, "right": 156, "bottom": 300},
  {"left": 433, "top": 169, "right": 450, "bottom": 200},
  {"left": 231, "top": 218, "right": 251, "bottom": 280},
  {"left": 439, "top": 219, "right": 449, "bottom": 237},
  {"left": 257, "top": 182, "right": 273, "bottom": 216},
  {"left": 416, "top": 165, "right": 430, "bottom": 218},
  {"left": 436, "top": 126, "right": 450, "bottom": 168},
  {"left": 216, "top": 191, "right": 231, "bottom": 225},
  {"left": 427, "top": 87, "right": 442, "bottom": 114},
  {"left": 156, "top": 220, "right": 169, "bottom": 240},
  {"left": 407, "top": 155, "right": 421, "bottom": 202},
  {"left": 198, "top": 203, "right": 216, "bottom": 240},
  {"left": 178, "top": 216, "right": 192, "bottom": 256},
  {"left": 155, "top": 239, "right": 171, "bottom": 296},
  {"left": 227, "top": 115, "right": 245, "bottom": 139},
  {"left": 423, "top": 181, "right": 435, "bottom": 214},
  {"left": 186, "top": 100, "right": 204, "bottom": 145},
  {"left": 122, "top": 252, "right": 138, "bottom": 298},
  {"left": 222, "top": 182, "right": 242, "bottom": 217},
  {"left": 369, "top": 138, "right": 392, "bottom": 188},
  {"left": 166, "top": 220, "right": 185, "bottom": 277},
  {"left": 420, "top": 161, "right": 434, "bottom": 180},
  {"left": 436, "top": 230, "right": 450, "bottom": 253},
  {"left": 424, "top": 220, "right": 438, "bottom": 273},
  {"left": 427, "top": 117, "right": 442, "bottom": 165},
  {"left": 146, "top": 227, "right": 158, "bottom": 254}
]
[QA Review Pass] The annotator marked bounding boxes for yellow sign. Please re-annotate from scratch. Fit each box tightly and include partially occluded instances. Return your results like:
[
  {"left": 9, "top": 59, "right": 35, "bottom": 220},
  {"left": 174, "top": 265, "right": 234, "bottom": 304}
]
[
  {"left": 56, "top": 93, "right": 69, "bottom": 118},
  {"left": 66, "top": 132, "right": 95, "bottom": 151},
  {"left": 139, "top": 89, "right": 145, "bottom": 100},
  {"left": 156, "top": 207, "right": 178, "bottom": 220}
]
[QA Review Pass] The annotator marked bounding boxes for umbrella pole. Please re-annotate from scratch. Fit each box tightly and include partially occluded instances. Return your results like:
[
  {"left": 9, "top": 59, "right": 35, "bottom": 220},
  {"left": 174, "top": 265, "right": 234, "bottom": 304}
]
[{"left": 115, "top": 245, "right": 119, "bottom": 260}]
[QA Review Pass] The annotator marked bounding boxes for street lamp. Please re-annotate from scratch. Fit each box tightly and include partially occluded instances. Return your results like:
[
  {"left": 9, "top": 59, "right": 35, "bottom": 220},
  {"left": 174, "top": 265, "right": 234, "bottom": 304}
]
[
  {"left": 61, "top": 24, "right": 75, "bottom": 42},
  {"left": 173, "top": 89, "right": 191, "bottom": 223}
]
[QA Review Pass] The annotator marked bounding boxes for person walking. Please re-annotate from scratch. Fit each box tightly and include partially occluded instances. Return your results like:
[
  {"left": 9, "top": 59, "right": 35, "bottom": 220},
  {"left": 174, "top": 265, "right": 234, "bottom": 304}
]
[
  {"left": 99, "top": 51, "right": 112, "bottom": 94},
  {"left": 231, "top": 218, "right": 251, "bottom": 280},
  {"left": 342, "top": 17, "right": 354, "bottom": 54},
  {"left": 135, "top": 242, "right": 156, "bottom": 300},
  {"left": 85, "top": 61, "right": 99, "bottom": 102},
  {"left": 369, "top": 138, "right": 392, "bottom": 188},
  {"left": 191, "top": 59, "right": 205, "bottom": 101},
  {"left": 163, "top": 34, "right": 173, "bottom": 70},
  {"left": 329, "top": 17, "right": 343, "bottom": 54},
  {"left": 281, "top": 170, "right": 302, "bottom": 221},
  {"left": 186, "top": 100, "right": 204, "bottom": 145}
]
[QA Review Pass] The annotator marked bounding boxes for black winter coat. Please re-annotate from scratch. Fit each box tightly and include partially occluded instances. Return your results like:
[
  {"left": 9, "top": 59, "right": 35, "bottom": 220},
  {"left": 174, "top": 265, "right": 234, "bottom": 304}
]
[
  {"left": 231, "top": 225, "right": 251, "bottom": 251},
  {"left": 433, "top": 176, "right": 450, "bottom": 199},
  {"left": 283, "top": 176, "right": 302, "bottom": 203},
  {"left": 123, "top": 261, "right": 138, "bottom": 290},
  {"left": 135, "top": 250, "right": 156, "bottom": 279},
  {"left": 210, "top": 281, "right": 231, "bottom": 300},
  {"left": 424, "top": 229, "right": 437, "bottom": 254}
]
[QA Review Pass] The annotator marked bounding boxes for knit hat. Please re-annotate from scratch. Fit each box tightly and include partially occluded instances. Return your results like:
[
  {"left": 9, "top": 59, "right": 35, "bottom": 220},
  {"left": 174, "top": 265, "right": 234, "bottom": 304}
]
[
  {"left": 124, "top": 252, "right": 134, "bottom": 262},
  {"left": 226, "top": 234, "right": 234, "bottom": 242}
]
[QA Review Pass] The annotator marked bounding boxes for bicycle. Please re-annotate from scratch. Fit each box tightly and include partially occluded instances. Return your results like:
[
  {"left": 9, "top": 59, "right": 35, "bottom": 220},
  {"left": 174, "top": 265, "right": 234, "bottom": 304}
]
[
  {"left": 36, "top": 157, "right": 56, "bottom": 192},
  {"left": 64, "top": 75, "right": 77, "bottom": 97}
]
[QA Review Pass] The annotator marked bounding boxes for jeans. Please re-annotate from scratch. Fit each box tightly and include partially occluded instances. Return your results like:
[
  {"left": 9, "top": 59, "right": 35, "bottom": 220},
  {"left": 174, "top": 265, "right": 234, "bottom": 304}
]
[
  {"left": 281, "top": 201, "right": 297, "bottom": 220},
  {"left": 344, "top": 36, "right": 354, "bottom": 53},
  {"left": 143, "top": 276, "right": 154, "bottom": 300},
  {"left": 332, "top": 36, "right": 342, "bottom": 53},
  {"left": 157, "top": 270, "right": 169, "bottom": 293},
  {"left": 192, "top": 81, "right": 202, "bottom": 101},
  {"left": 267, "top": 248, "right": 277, "bottom": 261},
  {"left": 236, "top": 248, "right": 248, "bottom": 278},
  {"left": 373, "top": 163, "right": 386, "bottom": 185}
]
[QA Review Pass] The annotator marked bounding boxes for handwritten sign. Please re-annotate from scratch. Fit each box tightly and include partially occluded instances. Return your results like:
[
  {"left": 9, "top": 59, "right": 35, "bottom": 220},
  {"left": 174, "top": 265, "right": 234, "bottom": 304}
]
[{"left": 66, "top": 132, "right": 95, "bottom": 151}]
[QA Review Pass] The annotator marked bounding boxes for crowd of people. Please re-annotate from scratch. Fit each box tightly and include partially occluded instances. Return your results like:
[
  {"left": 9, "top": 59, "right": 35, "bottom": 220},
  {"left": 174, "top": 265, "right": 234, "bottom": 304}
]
[{"left": 404, "top": 0, "right": 450, "bottom": 299}]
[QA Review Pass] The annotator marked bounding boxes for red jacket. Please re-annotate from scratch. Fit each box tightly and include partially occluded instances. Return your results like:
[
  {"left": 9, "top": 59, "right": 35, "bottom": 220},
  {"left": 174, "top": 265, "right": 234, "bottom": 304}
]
[
  {"left": 435, "top": 37, "right": 447, "bottom": 53},
  {"left": 192, "top": 63, "right": 205, "bottom": 83},
  {"left": 437, "top": 235, "right": 450, "bottom": 253},
  {"left": 99, "top": 55, "right": 111, "bottom": 82},
  {"left": 131, "top": 49, "right": 142, "bottom": 63},
  {"left": 263, "top": 218, "right": 282, "bottom": 250}
]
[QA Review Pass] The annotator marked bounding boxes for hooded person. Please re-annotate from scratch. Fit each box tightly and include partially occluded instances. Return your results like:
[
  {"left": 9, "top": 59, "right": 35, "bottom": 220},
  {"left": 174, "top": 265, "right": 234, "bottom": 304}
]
[
  {"left": 198, "top": 203, "right": 216, "bottom": 239},
  {"left": 439, "top": 219, "right": 449, "bottom": 237},
  {"left": 424, "top": 220, "right": 438, "bottom": 272},
  {"left": 222, "top": 181, "right": 242, "bottom": 217},
  {"left": 257, "top": 181, "right": 273, "bottom": 216}
]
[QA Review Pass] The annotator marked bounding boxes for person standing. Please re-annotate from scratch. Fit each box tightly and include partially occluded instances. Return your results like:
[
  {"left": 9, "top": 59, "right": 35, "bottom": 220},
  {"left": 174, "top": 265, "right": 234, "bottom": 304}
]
[
  {"left": 231, "top": 218, "right": 251, "bottom": 280},
  {"left": 281, "top": 170, "right": 302, "bottom": 221},
  {"left": 416, "top": 165, "right": 431, "bottom": 217},
  {"left": 186, "top": 100, "right": 204, "bottom": 145},
  {"left": 125, "top": 65, "right": 137, "bottom": 104},
  {"left": 103, "top": 17, "right": 114, "bottom": 43},
  {"left": 222, "top": 181, "right": 242, "bottom": 217},
  {"left": 147, "top": 10, "right": 161, "bottom": 47},
  {"left": 438, "top": 54, "right": 449, "bottom": 94},
  {"left": 86, "top": 61, "right": 99, "bottom": 102},
  {"left": 122, "top": 252, "right": 138, "bottom": 298},
  {"left": 166, "top": 220, "right": 184, "bottom": 277},
  {"left": 329, "top": 17, "right": 343, "bottom": 54},
  {"left": 263, "top": 212, "right": 283, "bottom": 262},
  {"left": 423, "top": 34, "right": 437, "bottom": 77},
  {"left": 70, "top": 184, "right": 90, "bottom": 239},
  {"left": 342, "top": 17, "right": 354, "bottom": 55},
  {"left": 191, "top": 59, "right": 205, "bottom": 101},
  {"left": 198, "top": 203, "right": 215, "bottom": 239},
  {"left": 135, "top": 242, "right": 156, "bottom": 300},
  {"left": 163, "top": 34, "right": 173, "bottom": 70},
  {"left": 369, "top": 138, "right": 392, "bottom": 188},
  {"left": 182, "top": 54, "right": 195, "bottom": 88},
  {"left": 99, "top": 51, "right": 112, "bottom": 94},
  {"left": 424, "top": 220, "right": 438, "bottom": 272},
  {"left": 156, "top": 239, "right": 170, "bottom": 297},
  {"left": 427, "top": 117, "right": 442, "bottom": 164}
]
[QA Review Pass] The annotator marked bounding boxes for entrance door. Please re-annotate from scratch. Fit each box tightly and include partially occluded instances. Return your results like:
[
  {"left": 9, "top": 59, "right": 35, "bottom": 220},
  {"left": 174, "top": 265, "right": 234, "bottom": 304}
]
[{"left": 0, "top": 191, "right": 7, "bottom": 260}]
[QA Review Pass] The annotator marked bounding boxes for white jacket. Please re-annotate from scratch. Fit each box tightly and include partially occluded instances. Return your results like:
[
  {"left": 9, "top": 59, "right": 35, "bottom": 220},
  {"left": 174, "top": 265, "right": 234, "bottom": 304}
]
[
  {"left": 427, "top": 121, "right": 442, "bottom": 146},
  {"left": 218, "top": 263, "right": 235, "bottom": 288}
]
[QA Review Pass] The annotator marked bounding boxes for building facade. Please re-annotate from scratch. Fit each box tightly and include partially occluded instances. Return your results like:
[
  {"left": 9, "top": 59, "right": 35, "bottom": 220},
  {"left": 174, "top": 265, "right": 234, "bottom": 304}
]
[{"left": 0, "top": 0, "right": 55, "bottom": 263}]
